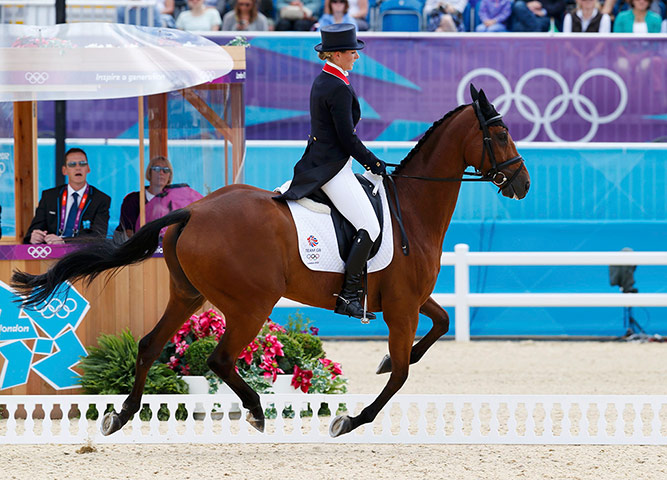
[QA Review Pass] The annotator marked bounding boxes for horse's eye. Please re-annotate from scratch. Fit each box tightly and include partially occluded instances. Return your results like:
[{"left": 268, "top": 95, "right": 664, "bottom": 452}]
[{"left": 498, "top": 131, "right": 508, "bottom": 143}]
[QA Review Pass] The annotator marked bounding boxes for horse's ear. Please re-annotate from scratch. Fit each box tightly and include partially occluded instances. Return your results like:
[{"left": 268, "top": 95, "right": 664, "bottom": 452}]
[
  {"left": 469, "top": 84, "right": 479, "bottom": 102},
  {"left": 478, "top": 89, "right": 489, "bottom": 108}
]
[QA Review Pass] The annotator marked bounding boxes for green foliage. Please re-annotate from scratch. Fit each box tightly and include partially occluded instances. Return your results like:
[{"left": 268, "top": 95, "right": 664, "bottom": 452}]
[
  {"left": 78, "top": 329, "right": 187, "bottom": 395},
  {"left": 298, "top": 333, "right": 325, "bottom": 361},
  {"left": 184, "top": 336, "right": 217, "bottom": 376}
]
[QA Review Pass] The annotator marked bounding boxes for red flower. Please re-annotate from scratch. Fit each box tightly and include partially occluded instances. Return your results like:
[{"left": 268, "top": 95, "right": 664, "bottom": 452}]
[
  {"left": 320, "top": 358, "right": 343, "bottom": 378},
  {"left": 291, "top": 365, "right": 313, "bottom": 393},
  {"left": 309, "top": 326, "right": 319, "bottom": 336},
  {"left": 262, "top": 334, "right": 284, "bottom": 357},
  {"left": 238, "top": 340, "right": 260, "bottom": 365},
  {"left": 259, "top": 355, "right": 284, "bottom": 382}
]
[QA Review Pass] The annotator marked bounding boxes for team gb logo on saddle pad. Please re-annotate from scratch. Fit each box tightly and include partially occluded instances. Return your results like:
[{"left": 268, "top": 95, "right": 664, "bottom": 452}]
[{"left": 307, "top": 235, "right": 318, "bottom": 247}]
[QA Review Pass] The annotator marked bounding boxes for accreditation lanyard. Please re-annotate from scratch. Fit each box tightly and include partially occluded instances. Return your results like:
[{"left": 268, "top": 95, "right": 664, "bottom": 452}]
[{"left": 58, "top": 185, "right": 90, "bottom": 236}]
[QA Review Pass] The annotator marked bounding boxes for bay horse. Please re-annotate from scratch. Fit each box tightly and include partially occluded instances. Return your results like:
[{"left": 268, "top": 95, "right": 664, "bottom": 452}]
[{"left": 12, "top": 85, "right": 530, "bottom": 438}]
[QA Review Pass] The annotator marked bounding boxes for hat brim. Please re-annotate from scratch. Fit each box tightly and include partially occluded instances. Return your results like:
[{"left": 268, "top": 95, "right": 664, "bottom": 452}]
[{"left": 314, "top": 39, "right": 365, "bottom": 52}]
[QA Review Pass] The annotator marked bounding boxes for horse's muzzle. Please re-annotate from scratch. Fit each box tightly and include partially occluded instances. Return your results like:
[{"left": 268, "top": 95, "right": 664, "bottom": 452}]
[{"left": 498, "top": 164, "right": 530, "bottom": 200}]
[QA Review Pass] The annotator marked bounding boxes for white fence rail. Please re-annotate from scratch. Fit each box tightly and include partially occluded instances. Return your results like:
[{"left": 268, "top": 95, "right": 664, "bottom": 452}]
[
  {"left": 0, "top": 0, "right": 156, "bottom": 25},
  {"left": 276, "top": 244, "right": 667, "bottom": 341},
  {"left": 2, "top": 394, "right": 667, "bottom": 445}
]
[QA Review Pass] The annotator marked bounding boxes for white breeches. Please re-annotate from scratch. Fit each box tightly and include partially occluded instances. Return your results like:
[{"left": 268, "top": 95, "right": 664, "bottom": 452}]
[{"left": 321, "top": 159, "right": 381, "bottom": 242}]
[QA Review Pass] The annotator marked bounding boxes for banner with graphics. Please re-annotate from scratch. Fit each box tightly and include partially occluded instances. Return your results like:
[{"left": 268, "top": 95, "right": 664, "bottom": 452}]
[
  {"left": 20, "top": 34, "right": 667, "bottom": 143},
  {"left": 0, "top": 280, "right": 88, "bottom": 390}
]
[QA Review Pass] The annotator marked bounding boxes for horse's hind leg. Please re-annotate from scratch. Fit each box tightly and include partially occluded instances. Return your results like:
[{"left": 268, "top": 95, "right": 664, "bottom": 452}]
[
  {"left": 101, "top": 286, "right": 204, "bottom": 435},
  {"left": 205, "top": 302, "right": 276, "bottom": 433},
  {"left": 376, "top": 296, "right": 449, "bottom": 374}
]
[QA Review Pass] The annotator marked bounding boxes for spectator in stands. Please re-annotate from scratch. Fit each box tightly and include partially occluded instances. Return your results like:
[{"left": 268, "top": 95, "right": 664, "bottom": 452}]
[
  {"left": 176, "top": 0, "right": 223, "bottom": 30},
  {"left": 114, "top": 156, "right": 203, "bottom": 242},
  {"left": 348, "top": 0, "right": 370, "bottom": 30},
  {"left": 275, "top": 0, "right": 321, "bottom": 30},
  {"left": 24, "top": 148, "right": 110, "bottom": 245},
  {"left": 612, "top": 0, "right": 663, "bottom": 31},
  {"left": 601, "top": 0, "right": 665, "bottom": 20},
  {"left": 222, "top": 0, "right": 270, "bottom": 29},
  {"left": 562, "top": 0, "right": 611, "bottom": 31},
  {"left": 425, "top": 0, "right": 468, "bottom": 31},
  {"left": 510, "top": 0, "right": 566, "bottom": 31},
  {"left": 158, "top": 0, "right": 177, "bottom": 27},
  {"left": 317, "top": 0, "right": 358, "bottom": 29},
  {"left": 475, "top": 0, "right": 512, "bottom": 31}
]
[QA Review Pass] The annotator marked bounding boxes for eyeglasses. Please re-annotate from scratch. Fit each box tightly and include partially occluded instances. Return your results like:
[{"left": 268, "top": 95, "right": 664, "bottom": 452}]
[
  {"left": 150, "top": 166, "right": 171, "bottom": 174},
  {"left": 66, "top": 161, "right": 88, "bottom": 167}
]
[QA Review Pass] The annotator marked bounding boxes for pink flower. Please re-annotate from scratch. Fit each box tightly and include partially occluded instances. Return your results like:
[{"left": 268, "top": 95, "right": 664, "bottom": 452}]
[
  {"left": 259, "top": 355, "right": 283, "bottom": 382},
  {"left": 180, "top": 364, "right": 190, "bottom": 376},
  {"left": 267, "top": 320, "right": 286, "bottom": 333},
  {"left": 291, "top": 365, "right": 313, "bottom": 393},
  {"left": 320, "top": 358, "right": 343, "bottom": 378},
  {"left": 262, "top": 334, "right": 284, "bottom": 357},
  {"left": 175, "top": 340, "right": 189, "bottom": 356},
  {"left": 167, "top": 355, "right": 180, "bottom": 370},
  {"left": 309, "top": 326, "right": 319, "bottom": 336},
  {"left": 238, "top": 340, "right": 260, "bottom": 365}
]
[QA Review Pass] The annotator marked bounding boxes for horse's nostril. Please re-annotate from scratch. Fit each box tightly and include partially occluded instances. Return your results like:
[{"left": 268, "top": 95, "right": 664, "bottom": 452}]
[{"left": 525, "top": 181, "right": 530, "bottom": 192}]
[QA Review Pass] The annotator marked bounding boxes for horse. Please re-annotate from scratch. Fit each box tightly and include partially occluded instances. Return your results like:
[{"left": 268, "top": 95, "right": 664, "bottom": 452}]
[{"left": 12, "top": 85, "right": 530, "bottom": 438}]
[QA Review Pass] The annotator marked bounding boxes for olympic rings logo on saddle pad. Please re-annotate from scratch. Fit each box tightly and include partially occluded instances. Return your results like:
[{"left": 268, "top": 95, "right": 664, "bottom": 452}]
[
  {"left": 456, "top": 68, "right": 628, "bottom": 142},
  {"left": 27, "top": 246, "right": 53, "bottom": 259},
  {"left": 38, "top": 297, "right": 78, "bottom": 319},
  {"left": 24, "top": 72, "right": 50, "bottom": 85}
]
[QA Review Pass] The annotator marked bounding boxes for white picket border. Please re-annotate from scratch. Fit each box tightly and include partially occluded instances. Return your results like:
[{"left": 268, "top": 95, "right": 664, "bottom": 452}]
[{"left": 2, "top": 394, "right": 666, "bottom": 445}]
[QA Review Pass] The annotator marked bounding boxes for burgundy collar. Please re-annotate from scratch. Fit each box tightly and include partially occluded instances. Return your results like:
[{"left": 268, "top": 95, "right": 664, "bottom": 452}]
[{"left": 322, "top": 63, "right": 350, "bottom": 85}]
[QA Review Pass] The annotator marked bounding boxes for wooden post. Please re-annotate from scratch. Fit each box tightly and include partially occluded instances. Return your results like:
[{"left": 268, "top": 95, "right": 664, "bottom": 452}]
[
  {"left": 230, "top": 83, "right": 245, "bottom": 184},
  {"left": 148, "top": 93, "right": 168, "bottom": 160},
  {"left": 138, "top": 96, "right": 146, "bottom": 228},
  {"left": 13, "top": 101, "right": 36, "bottom": 242}
]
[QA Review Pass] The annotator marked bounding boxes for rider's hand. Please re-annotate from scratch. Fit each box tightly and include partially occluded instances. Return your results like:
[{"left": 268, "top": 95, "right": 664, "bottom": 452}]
[{"left": 369, "top": 160, "right": 386, "bottom": 175}]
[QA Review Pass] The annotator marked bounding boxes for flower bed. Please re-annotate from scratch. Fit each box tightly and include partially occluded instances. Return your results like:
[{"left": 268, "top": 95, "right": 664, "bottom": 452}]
[{"left": 159, "top": 310, "right": 348, "bottom": 395}]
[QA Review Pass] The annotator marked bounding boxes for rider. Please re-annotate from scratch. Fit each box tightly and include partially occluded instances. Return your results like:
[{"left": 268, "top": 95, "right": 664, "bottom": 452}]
[{"left": 274, "top": 23, "right": 386, "bottom": 320}]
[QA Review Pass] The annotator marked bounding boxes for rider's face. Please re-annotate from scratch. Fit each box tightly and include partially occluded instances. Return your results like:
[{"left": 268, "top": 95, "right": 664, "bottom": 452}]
[{"left": 333, "top": 50, "right": 359, "bottom": 72}]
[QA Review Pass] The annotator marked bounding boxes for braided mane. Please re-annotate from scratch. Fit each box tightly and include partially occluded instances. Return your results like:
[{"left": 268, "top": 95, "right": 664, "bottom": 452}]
[{"left": 392, "top": 104, "right": 469, "bottom": 175}]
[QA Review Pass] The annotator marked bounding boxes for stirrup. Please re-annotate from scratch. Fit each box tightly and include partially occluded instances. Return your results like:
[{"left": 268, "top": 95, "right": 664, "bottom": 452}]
[{"left": 334, "top": 293, "right": 376, "bottom": 322}]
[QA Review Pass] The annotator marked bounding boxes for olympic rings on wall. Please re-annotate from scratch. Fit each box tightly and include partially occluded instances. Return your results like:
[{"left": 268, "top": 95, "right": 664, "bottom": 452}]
[
  {"left": 456, "top": 68, "right": 628, "bottom": 142},
  {"left": 38, "top": 297, "right": 78, "bottom": 319},
  {"left": 24, "top": 72, "right": 50, "bottom": 85},
  {"left": 27, "top": 246, "right": 53, "bottom": 259}
]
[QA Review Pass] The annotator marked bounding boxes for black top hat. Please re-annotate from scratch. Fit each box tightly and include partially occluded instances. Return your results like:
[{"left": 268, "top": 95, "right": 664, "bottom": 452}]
[{"left": 314, "top": 23, "right": 365, "bottom": 52}]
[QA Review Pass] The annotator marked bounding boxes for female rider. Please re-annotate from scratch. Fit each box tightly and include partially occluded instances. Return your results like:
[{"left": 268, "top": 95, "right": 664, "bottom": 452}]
[{"left": 275, "top": 23, "right": 386, "bottom": 320}]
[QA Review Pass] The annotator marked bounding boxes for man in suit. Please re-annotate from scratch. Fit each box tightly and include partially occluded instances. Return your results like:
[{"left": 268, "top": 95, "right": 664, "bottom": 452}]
[{"left": 24, "top": 148, "right": 111, "bottom": 244}]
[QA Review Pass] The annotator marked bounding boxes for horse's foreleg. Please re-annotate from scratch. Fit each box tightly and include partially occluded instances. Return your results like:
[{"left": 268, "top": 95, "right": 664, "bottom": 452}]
[
  {"left": 101, "top": 291, "right": 204, "bottom": 436},
  {"left": 330, "top": 309, "right": 418, "bottom": 437},
  {"left": 376, "top": 296, "right": 449, "bottom": 374}
]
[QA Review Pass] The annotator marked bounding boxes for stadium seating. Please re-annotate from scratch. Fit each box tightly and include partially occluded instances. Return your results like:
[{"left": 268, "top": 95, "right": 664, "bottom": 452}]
[{"left": 379, "top": 0, "right": 423, "bottom": 31}]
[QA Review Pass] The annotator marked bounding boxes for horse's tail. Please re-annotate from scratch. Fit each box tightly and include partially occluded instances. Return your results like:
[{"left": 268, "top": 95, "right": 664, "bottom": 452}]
[{"left": 11, "top": 208, "right": 192, "bottom": 308}]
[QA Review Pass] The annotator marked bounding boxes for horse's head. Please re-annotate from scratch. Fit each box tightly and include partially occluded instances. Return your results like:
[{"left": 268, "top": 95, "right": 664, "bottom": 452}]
[{"left": 465, "top": 84, "right": 530, "bottom": 200}]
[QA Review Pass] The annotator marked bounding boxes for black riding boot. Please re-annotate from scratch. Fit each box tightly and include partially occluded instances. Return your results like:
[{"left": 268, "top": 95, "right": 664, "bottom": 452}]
[{"left": 334, "top": 229, "right": 376, "bottom": 320}]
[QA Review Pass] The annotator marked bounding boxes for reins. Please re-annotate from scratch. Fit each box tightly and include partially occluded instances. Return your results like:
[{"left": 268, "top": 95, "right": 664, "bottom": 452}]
[{"left": 381, "top": 101, "right": 526, "bottom": 256}]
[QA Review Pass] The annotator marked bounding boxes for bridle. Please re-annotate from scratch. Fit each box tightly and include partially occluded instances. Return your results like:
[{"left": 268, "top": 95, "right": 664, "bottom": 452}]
[
  {"left": 382, "top": 101, "right": 526, "bottom": 256},
  {"left": 386, "top": 101, "right": 525, "bottom": 192}
]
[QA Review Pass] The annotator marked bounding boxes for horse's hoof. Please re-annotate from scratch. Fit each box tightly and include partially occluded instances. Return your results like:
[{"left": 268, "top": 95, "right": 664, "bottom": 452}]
[
  {"left": 329, "top": 415, "right": 352, "bottom": 438},
  {"left": 376, "top": 354, "right": 391, "bottom": 374},
  {"left": 101, "top": 412, "right": 122, "bottom": 436},
  {"left": 246, "top": 411, "right": 265, "bottom": 433}
]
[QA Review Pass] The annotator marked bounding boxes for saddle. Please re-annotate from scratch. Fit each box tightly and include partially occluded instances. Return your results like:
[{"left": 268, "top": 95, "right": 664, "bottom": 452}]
[{"left": 306, "top": 174, "right": 383, "bottom": 261}]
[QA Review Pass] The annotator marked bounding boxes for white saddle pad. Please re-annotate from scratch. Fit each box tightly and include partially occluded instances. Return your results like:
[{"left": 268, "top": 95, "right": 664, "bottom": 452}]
[{"left": 276, "top": 173, "right": 394, "bottom": 273}]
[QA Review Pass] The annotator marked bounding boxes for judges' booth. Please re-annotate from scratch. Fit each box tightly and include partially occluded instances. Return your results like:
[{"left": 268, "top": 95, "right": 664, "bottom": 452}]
[{"left": 0, "top": 24, "right": 245, "bottom": 395}]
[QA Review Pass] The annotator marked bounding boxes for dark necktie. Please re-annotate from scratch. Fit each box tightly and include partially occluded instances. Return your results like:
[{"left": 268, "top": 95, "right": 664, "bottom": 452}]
[{"left": 63, "top": 192, "right": 79, "bottom": 237}]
